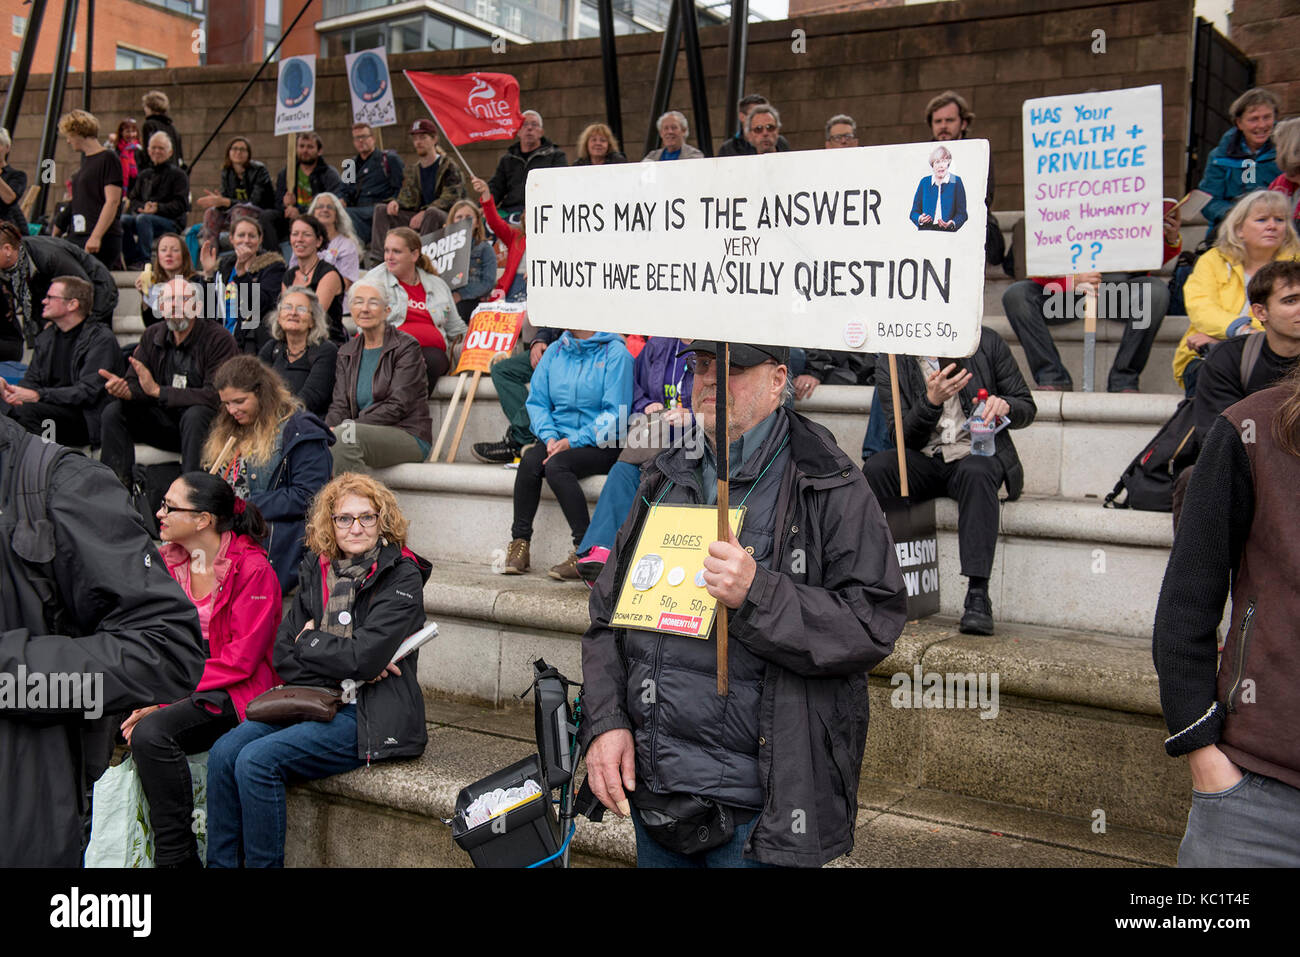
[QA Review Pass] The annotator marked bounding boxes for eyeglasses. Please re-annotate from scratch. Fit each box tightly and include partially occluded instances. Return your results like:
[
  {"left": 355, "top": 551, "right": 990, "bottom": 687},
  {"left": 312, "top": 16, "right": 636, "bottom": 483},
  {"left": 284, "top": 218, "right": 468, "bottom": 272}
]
[
  {"left": 333, "top": 513, "right": 379, "bottom": 530},
  {"left": 750, "top": 124, "right": 778, "bottom": 134},
  {"left": 159, "top": 502, "right": 202, "bottom": 516},
  {"left": 279, "top": 304, "right": 311, "bottom": 316},
  {"left": 684, "top": 355, "right": 769, "bottom": 376},
  {"left": 828, "top": 133, "right": 857, "bottom": 144}
]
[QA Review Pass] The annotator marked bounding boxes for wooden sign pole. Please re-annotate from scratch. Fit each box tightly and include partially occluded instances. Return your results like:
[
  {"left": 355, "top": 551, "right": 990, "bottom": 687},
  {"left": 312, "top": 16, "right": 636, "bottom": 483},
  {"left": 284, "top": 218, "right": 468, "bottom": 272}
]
[
  {"left": 445, "top": 369, "right": 482, "bottom": 463},
  {"left": 430, "top": 371, "right": 468, "bottom": 461},
  {"left": 285, "top": 135, "right": 297, "bottom": 228},
  {"left": 888, "top": 354, "right": 909, "bottom": 498},
  {"left": 715, "top": 342, "right": 730, "bottom": 697},
  {"left": 209, "top": 436, "right": 238, "bottom": 476},
  {"left": 1082, "top": 285, "right": 1098, "bottom": 392}
]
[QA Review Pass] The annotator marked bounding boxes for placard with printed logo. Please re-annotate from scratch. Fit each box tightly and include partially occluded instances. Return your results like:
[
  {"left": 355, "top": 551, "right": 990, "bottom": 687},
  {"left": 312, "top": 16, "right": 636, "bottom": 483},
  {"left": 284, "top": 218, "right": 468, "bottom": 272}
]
[
  {"left": 454, "top": 302, "right": 526, "bottom": 375},
  {"left": 611, "top": 505, "right": 746, "bottom": 639},
  {"left": 345, "top": 47, "right": 397, "bottom": 129},
  {"left": 275, "top": 55, "right": 317, "bottom": 137}
]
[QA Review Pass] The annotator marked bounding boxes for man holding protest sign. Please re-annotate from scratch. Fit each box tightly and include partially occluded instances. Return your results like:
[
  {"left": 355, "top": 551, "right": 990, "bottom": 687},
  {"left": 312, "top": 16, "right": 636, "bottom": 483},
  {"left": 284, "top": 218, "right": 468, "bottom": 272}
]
[{"left": 580, "top": 339, "right": 907, "bottom": 866}]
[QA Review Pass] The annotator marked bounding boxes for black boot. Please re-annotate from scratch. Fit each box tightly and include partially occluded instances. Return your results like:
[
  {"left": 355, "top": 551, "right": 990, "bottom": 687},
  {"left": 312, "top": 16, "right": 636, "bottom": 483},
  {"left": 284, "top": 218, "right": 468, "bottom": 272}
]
[{"left": 959, "top": 586, "right": 995, "bottom": 635}]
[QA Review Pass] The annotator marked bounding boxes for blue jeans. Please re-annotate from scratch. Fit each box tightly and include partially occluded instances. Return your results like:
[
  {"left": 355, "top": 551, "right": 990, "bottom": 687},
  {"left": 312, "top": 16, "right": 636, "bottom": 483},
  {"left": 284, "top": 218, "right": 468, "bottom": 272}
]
[
  {"left": 578, "top": 460, "right": 642, "bottom": 554},
  {"left": 122, "top": 212, "right": 178, "bottom": 265},
  {"left": 1178, "top": 771, "right": 1300, "bottom": 867},
  {"left": 205, "top": 704, "right": 363, "bottom": 868},
  {"left": 631, "top": 808, "right": 775, "bottom": 868},
  {"left": 861, "top": 388, "right": 893, "bottom": 460},
  {"left": 347, "top": 206, "right": 376, "bottom": 246}
]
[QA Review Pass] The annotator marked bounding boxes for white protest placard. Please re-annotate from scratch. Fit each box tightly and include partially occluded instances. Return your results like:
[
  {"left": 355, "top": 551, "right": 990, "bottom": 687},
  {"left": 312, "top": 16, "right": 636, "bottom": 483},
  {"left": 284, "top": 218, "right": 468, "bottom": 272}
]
[
  {"left": 345, "top": 47, "right": 397, "bottom": 129},
  {"left": 526, "top": 141, "right": 989, "bottom": 357},
  {"left": 1022, "top": 85, "right": 1164, "bottom": 276},
  {"left": 275, "top": 55, "right": 317, "bottom": 136}
]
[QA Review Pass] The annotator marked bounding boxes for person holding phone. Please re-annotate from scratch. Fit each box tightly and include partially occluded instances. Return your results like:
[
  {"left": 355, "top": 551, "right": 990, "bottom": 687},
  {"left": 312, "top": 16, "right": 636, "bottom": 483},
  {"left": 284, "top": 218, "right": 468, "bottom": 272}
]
[
  {"left": 862, "top": 329, "right": 1036, "bottom": 635},
  {"left": 205, "top": 473, "right": 431, "bottom": 867}
]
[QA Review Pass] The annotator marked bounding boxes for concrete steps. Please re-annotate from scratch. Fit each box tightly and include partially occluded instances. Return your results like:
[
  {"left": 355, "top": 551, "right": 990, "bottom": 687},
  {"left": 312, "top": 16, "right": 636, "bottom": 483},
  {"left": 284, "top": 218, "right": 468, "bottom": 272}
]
[{"left": 284, "top": 686, "right": 1180, "bottom": 867}]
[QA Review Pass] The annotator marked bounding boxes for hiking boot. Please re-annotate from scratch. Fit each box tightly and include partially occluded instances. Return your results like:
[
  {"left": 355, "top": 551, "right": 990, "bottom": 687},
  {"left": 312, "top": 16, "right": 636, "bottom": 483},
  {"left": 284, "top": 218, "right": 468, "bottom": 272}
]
[
  {"left": 959, "top": 586, "right": 995, "bottom": 635},
  {"left": 577, "top": 546, "right": 610, "bottom": 584},
  {"left": 473, "top": 435, "right": 523, "bottom": 464},
  {"left": 501, "top": 538, "right": 530, "bottom": 575},
  {"left": 549, "top": 550, "right": 583, "bottom": 581}
]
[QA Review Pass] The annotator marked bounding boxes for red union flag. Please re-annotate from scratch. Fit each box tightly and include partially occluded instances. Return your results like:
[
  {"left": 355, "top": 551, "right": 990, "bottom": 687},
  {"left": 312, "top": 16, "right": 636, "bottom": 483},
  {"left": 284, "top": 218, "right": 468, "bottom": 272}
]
[{"left": 403, "top": 71, "right": 522, "bottom": 145}]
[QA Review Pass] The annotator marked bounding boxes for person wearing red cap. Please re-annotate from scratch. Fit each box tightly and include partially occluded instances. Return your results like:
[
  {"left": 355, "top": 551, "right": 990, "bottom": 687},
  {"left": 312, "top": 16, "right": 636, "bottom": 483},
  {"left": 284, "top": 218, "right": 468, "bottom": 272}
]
[{"left": 366, "top": 118, "right": 465, "bottom": 267}]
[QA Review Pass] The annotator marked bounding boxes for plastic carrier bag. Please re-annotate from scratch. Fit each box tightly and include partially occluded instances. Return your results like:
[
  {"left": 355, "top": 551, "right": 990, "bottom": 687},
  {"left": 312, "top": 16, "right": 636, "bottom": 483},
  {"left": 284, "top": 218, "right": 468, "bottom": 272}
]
[{"left": 85, "top": 753, "right": 209, "bottom": 868}]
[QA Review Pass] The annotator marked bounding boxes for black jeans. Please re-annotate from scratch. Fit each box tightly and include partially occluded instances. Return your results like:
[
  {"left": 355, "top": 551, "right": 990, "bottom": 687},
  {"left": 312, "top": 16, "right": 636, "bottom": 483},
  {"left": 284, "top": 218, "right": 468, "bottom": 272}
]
[
  {"left": 100, "top": 399, "right": 217, "bottom": 481},
  {"left": 862, "top": 447, "right": 1005, "bottom": 579},
  {"left": 511, "top": 442, "right": 620, "bottom": 547},
  {"left": 69, "top": 232, "right": 123, "bottom": 271},
  {"left": 1002, "top": 277, "right": 1169, "bottom": 391},
  {"left": 7, "top": 401, "right": 90, "bottom": 447},
  {"left": 422, "top": 345, "right": 450, "bottom": 392},
  {"left": 130, "top": 693, "right": 238, "bottom": 866}
]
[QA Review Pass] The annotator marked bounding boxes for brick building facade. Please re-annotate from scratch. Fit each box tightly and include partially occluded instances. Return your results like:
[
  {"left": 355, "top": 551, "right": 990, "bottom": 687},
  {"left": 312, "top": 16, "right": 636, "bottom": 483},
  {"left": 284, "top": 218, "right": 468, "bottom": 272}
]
[{"left": 0, "top": 0, "right": 200, "bottom": 76}]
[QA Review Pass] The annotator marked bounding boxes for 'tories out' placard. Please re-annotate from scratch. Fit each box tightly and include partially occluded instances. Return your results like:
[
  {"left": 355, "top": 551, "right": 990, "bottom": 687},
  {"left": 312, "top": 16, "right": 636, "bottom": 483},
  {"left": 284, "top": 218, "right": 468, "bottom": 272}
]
[
  {"left": 274, "top": 55, "right": 316, "bottom": 137},
  {"left": 526, "top": 142, "right": 988, "bottom": 357},
  {"left": 1022, "top": 85, "right": 1164, "bottom": 276}
]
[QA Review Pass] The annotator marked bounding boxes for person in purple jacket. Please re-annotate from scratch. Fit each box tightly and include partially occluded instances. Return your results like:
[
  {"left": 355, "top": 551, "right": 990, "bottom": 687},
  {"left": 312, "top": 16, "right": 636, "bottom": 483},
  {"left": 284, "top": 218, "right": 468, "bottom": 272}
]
[{"left": 574, "top": 336, "right": 695, "bottom": 583}]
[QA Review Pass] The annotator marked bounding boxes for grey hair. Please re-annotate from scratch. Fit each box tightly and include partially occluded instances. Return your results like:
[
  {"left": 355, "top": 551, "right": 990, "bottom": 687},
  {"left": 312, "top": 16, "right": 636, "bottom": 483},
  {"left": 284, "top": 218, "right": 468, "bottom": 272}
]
[
  {"left": 745, "top": 105, "right": 781, "bottom": 133},
  {"left": 781, "top": 370, "right": 796, "bottom": 405},
  {"left": 0, "top": 128, "right": 10, "bottom": 150},
  {"left": 825, "top": 114, "right": 857, "bottom": 139},
  {"left": 929, "top": 144, "right": 953, "bottom": 165},
  {"left": 148, "top": 131, "right": 174, "bottom": 156},
  {"left": 271, "top": 286, "right": 329, "bottom": 346},
  {"left": 657, "top": 111, "right": 689, "bottom": 137},
  {"left": 521, "top": 110, "right": 544, "bottom": 128},
  {"left": 349, "top": 280, "right": 389, "bottom": 307}
]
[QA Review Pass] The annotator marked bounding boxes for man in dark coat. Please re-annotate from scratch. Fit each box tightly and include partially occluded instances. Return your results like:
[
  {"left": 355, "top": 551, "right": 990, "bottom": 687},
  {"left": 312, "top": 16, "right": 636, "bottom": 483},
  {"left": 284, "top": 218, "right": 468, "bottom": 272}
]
[
  {"left": 122, "top": 131, "right": 190, "bottom": 268},
  {"left": 581, "top": 341, "right": 907, "bottom": 867},
  {"left": 1, "top": 274, "right": 124, "bottom": 448},
  {"left": 487, "top": 110, "right": 567, "bottom": 220},
  {"left": 863, "top": 327, "right": 1037, "bottom": 635},
  {"left": 0, "top": 413, "right": 204, "bottom": 866}
]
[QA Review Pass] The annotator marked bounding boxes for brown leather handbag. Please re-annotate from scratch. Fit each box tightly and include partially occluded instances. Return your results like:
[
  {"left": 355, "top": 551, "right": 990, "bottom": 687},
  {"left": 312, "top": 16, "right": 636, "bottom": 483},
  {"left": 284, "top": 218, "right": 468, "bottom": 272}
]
[{"left": 244, "top": 685, "right": 344, "bottom": 724}]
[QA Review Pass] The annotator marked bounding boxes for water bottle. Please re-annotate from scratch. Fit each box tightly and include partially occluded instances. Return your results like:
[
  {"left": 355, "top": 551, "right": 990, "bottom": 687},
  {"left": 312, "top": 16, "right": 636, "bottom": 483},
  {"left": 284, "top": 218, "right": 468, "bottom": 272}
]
[{"left": 968, "top": 389, "right": 997, "bottom": 457}]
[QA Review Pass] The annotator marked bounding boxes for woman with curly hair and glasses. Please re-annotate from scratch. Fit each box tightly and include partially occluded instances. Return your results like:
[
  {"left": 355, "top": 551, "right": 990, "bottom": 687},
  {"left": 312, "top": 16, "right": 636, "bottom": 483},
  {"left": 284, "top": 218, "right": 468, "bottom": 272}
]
[
  {"left": 205, "top": 472, "right": 431, "bottom": 867},
  {"left": 121, "top": 472, "right": 282, "bottom": 868},
  {"left": 203, "top": 353, "right": 334, "bottom": 592}
]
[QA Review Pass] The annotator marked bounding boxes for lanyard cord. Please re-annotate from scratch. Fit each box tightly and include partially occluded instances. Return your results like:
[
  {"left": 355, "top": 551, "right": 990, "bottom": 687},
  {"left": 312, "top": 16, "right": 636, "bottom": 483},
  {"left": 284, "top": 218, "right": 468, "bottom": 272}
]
[{"left": 646, "top": 434, "right": 790, "bottom": 513}]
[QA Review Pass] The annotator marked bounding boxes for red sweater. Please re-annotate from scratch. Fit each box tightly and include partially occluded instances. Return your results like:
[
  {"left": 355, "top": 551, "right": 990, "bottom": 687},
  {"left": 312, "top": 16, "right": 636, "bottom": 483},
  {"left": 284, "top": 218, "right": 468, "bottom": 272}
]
[{"left": 480, "top": 193, "right": 525, "bottom": 300}]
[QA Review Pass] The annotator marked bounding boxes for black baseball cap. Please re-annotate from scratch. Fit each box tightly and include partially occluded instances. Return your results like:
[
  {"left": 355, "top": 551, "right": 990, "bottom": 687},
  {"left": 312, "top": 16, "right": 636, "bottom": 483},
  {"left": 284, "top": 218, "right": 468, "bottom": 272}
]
[{"left": 677, "top": 340, "right": 790, "bottom": 368}]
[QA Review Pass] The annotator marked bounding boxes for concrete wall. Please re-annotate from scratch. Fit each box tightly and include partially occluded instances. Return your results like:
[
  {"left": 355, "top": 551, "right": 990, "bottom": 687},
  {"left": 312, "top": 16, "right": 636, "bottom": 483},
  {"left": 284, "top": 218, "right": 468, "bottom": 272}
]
[
  {"left": 1230, "top": 0, "right": 1300, "bottom": 115},
  {"left": 3, "top": 0, "right": 1192, "bottom": 215}
]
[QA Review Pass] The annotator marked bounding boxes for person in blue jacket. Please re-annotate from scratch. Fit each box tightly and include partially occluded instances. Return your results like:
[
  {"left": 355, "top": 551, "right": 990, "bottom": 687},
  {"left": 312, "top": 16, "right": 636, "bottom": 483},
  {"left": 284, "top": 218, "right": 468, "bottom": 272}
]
[
  {"left": 910, "top": 145, "right": 967, "bottom": 232},
  {"left": 500, "top": 329, "right": 633, "bottom": 579},
  {"left": 573, "top": 336, "right": 695, "bottom": 583},
  {"left": 203, "top": 354, "right": 334, "bottom": 593},
  {"left": 1198, "top": 88, "right": 1282, "bottom": 238}
]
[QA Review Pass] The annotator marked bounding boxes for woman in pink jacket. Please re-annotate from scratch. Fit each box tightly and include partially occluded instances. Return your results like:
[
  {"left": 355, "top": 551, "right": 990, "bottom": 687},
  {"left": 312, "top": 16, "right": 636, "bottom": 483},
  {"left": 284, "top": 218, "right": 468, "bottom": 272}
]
[{"left": 120, "top": 472, "right": 282, "bottom": 868}]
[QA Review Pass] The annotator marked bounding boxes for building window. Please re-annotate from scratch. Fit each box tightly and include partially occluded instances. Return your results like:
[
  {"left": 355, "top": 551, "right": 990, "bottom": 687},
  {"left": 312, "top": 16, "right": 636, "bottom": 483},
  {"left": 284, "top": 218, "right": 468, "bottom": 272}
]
[
  {"left": 10, "top": 51, "right": 19, "bottom": 70},
  {"left": 12, "top": 15, "right": 26, "bottom": 37},
  {"left": 116, "top": 46, "right": 167, "bottom": 70}
]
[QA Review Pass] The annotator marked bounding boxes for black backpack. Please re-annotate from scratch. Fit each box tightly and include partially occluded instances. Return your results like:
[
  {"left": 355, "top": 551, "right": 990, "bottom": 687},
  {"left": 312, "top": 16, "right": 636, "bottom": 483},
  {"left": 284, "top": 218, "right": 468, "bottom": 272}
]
[{"left": 1104, "top": 334, "right": 1264, "bottom": 511}]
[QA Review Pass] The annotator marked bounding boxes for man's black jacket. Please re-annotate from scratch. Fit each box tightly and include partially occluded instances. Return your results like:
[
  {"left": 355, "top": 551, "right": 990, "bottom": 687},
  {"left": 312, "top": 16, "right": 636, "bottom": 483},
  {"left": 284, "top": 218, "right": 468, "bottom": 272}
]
[
  {"left": 128, "top": 160, "right": 190, "bottom": 230},
  {"left": 275, "top": 161, "right": 345, "bottom": 214},
  {"left": 873, "top": 327, "right": 1037, "bottom": 499},
  {"left": 0, "top": 417, "right": 204, "bottom": 865},
  {"left": 488, "top": 138, "right": 567, "bottom": 211},
  {"left": 580, "top": 409, "right": 907, "bottom": 866},
  {"left": 18, "top": 318, "right": 124, "bottom": 446}
]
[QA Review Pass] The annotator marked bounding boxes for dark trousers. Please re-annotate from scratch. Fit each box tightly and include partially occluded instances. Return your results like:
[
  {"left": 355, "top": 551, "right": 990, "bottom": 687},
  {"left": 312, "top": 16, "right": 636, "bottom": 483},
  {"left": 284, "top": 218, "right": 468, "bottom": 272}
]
[
  {"left": 511, "top": 442, "right": 620, "bottom": 547},
  {"left": 862, "top": 447, "right": 1004, "bottom": 578},
  {"left": 1002, "top": 277, "right": 1169, "bottom": 391},
  {"left": 8, "top": 401, "right": 90, "bottom": 447},
  {"left": 490, "top": 350, "right": 538, "bottom": 447},
  {"left": 131, "top": 693, "right": 237, "bottom": 866},
  {"left": 69, "top": 232, "right": 123, "bottom": 271},
  {"left": 100, "top": 399, "right": 217, "bottom": 481},
  {"left": 422, "top": 346, "right": 450, "bottom": 392}
]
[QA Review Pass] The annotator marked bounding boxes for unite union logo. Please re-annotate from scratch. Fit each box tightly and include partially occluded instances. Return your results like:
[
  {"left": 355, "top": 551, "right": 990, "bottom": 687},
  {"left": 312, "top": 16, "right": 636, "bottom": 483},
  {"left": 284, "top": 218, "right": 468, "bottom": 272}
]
[{"left": 466, "top": 75, "right": 511, "bottom": 121}]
